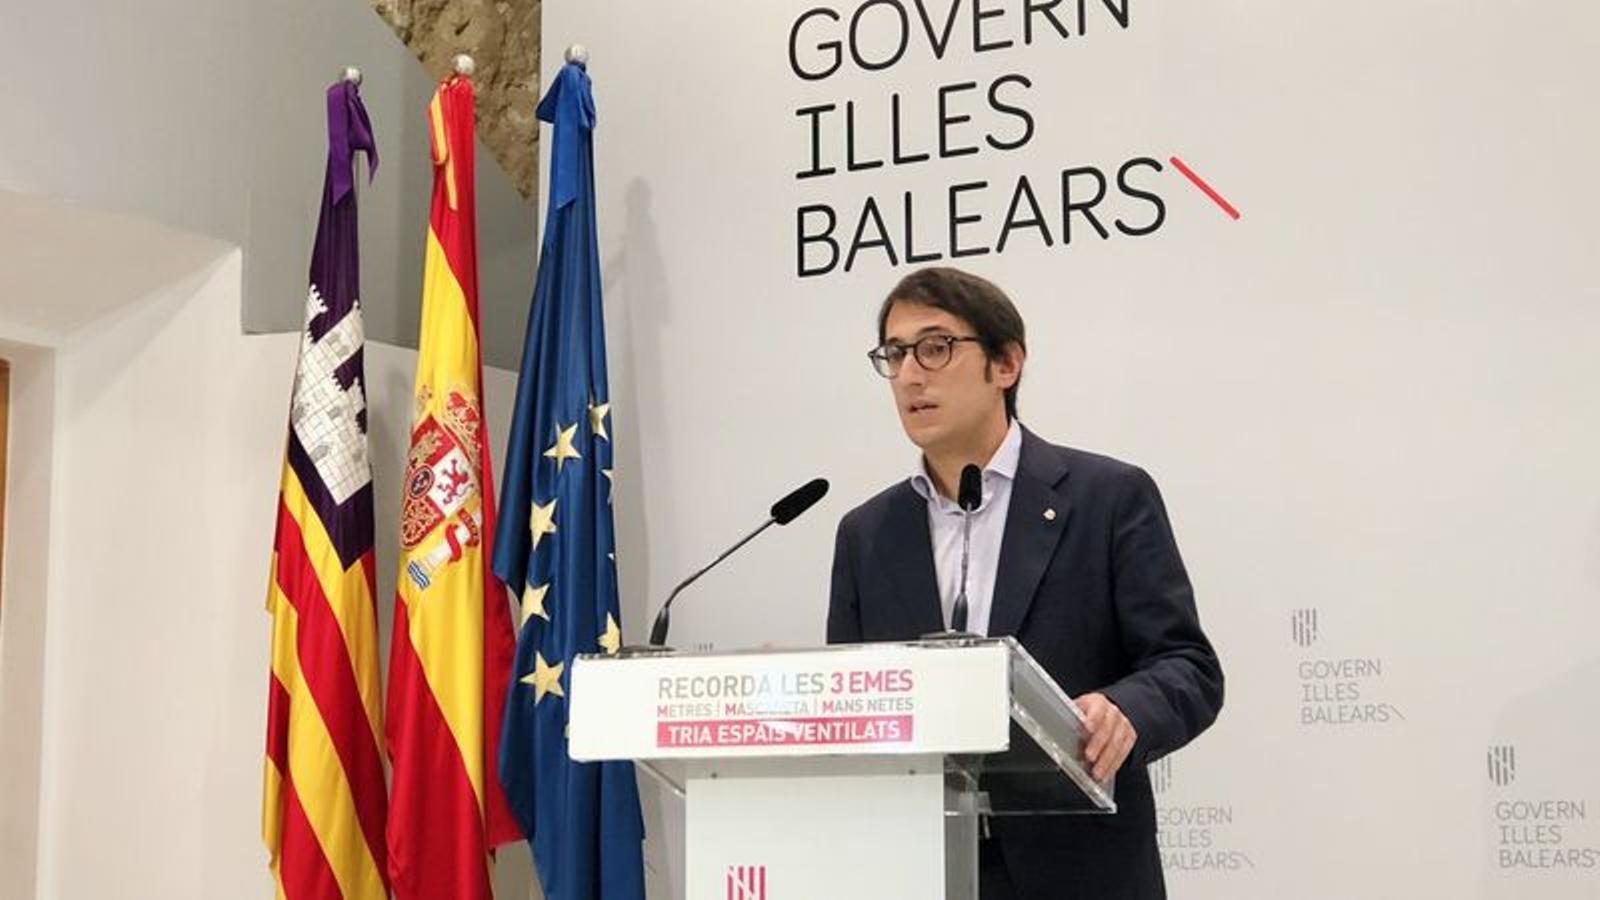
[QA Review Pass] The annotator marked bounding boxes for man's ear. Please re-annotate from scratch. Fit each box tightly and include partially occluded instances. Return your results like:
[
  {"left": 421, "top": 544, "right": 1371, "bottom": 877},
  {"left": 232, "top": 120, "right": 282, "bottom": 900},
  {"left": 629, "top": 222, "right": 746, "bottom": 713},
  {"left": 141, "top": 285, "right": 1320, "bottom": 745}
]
[{"left": 994, "top": 341, "right": 1025, "bottom": 390}]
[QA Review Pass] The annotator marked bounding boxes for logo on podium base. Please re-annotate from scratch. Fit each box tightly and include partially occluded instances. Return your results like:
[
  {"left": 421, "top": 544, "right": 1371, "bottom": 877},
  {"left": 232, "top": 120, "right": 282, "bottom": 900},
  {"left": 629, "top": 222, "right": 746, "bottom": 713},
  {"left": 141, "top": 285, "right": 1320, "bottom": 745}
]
[{"left": 727, "top": 864, "right": 767, "bottom": 899}]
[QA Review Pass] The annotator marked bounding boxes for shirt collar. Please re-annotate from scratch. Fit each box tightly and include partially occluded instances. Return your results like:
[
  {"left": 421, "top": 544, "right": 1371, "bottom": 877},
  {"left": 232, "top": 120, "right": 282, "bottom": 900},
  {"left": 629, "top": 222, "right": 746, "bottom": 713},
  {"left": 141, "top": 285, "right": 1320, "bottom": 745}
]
[{"left": 909, "top": 419, "right": 1022, "bottom": 507}]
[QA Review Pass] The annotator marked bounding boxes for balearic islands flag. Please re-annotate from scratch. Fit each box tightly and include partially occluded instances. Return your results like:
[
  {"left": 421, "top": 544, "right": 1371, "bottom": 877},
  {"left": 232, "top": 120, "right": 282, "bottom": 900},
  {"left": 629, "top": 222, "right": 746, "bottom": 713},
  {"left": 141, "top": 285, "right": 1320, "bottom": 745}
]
[
  {"left": 494, "top": 60, "right": 647, "bottom": 900},
  {"left": 263, "top": 79, "right": 387, "bottom": 900},
  {"left": 385, "top": 73, "right": 521, "bottom": 899}
]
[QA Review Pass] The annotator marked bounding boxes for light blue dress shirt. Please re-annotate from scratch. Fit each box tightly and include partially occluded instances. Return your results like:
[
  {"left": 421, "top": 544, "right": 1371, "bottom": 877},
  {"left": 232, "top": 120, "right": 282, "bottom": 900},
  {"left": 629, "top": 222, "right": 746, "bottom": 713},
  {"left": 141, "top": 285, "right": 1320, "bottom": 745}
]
[{"left": 908, "top": 420, "right": 1022, "bottom": 636}]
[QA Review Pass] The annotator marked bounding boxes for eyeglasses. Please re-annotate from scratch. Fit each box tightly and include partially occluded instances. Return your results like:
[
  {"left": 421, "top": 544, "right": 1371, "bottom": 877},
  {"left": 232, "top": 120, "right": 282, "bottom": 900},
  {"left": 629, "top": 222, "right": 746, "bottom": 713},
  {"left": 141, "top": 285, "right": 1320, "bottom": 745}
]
[{"left": 867, "top": 334, "right": 983, "bottom": 378}]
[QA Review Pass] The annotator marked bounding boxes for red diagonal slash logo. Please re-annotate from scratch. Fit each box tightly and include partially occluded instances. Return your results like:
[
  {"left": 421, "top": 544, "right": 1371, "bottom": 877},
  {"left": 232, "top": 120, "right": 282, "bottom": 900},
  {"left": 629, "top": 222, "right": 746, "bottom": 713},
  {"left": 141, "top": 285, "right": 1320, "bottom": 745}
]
[{"left": 1170, "top": 156, "right": 1241, "bottom": 220}]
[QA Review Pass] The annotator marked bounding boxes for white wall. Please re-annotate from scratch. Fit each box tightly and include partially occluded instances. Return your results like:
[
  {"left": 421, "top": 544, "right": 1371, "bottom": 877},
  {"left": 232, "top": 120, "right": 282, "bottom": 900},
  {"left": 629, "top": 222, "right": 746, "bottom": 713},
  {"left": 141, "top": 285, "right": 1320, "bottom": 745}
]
[
  {"left": 0, "top": 339, "right": 57, "bottom": 900},
  {"left": 543, "top": 2, "right": 1600, "bottom": 897},
  {"left": 26, "top": 247, "right": 535, "bottom": 898},
  {"left": 0, "top": 0, "right": 557, "bottom": 890},
  {"left": 0, "top": 0, "right": 537, "bottom": 368}
]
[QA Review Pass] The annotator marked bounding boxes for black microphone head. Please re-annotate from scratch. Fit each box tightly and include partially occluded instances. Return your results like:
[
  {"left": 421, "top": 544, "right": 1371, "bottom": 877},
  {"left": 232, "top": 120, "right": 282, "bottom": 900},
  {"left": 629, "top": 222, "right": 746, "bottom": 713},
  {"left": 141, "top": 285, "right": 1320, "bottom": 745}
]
[
  {"left": 771, "top": 478, "right": 829, "bottom": 525},
  {"left": 958, "top": 464, "right": 983, "bottom": 512}
]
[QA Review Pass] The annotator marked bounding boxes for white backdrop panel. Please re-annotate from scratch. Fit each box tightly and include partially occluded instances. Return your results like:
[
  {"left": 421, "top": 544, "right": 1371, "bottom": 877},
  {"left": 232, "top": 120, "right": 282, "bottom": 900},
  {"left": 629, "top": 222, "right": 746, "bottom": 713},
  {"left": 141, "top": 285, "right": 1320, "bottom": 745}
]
[{"left": 543, "top": 3, "right": 1600, "bottom": 897}]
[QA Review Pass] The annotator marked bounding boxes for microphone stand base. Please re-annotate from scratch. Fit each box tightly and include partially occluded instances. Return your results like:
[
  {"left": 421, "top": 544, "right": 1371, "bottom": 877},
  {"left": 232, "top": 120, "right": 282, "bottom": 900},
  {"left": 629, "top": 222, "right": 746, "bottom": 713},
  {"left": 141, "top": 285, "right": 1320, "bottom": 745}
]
[
  {"left": 917, "top": 629, "right": 984, "bottom": 643},
  {"left": 615, "top": 643, "right": 678, "bottom": 658}
]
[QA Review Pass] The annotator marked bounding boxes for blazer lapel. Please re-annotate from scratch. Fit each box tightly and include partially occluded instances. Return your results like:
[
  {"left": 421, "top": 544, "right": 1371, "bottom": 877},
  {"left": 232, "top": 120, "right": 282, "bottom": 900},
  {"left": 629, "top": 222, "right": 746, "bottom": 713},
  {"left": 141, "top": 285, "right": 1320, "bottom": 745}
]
[
  {"left": 881, "top": 482, "right": 946, "bottom": 636},
  {"left": 988, "top": 428, "right": 1072, "bottom": 637}
]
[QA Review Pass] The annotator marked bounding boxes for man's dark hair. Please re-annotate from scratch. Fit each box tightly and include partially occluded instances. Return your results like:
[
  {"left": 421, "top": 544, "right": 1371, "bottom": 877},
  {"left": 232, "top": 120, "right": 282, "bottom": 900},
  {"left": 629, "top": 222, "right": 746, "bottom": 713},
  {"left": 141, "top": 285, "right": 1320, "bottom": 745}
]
[{"left": 877, "top": 266, "right": 1027, "bottom": 420}]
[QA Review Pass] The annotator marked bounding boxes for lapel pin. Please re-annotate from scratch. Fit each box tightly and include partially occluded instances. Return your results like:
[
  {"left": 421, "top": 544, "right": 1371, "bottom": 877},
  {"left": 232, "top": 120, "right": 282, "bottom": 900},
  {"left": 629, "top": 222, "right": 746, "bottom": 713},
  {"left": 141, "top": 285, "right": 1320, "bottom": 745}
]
[{"left": 1043, "top": 508, "right": 1057, "bottom": 521}]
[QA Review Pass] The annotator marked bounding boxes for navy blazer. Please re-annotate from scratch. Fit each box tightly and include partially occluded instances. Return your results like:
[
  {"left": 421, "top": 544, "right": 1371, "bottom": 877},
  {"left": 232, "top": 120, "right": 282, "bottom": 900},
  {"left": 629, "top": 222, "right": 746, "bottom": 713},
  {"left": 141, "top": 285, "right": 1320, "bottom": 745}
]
[{"left": 828, "top": 428, "right": 1223, "bottom": 900}]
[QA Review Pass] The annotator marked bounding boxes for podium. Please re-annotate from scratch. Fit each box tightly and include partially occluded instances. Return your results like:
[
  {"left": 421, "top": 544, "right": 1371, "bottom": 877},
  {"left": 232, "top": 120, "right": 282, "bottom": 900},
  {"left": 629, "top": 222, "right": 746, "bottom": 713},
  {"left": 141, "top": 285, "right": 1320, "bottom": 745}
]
[{"left": 570, "top": 638, "right": 1114, "bottom": 899}]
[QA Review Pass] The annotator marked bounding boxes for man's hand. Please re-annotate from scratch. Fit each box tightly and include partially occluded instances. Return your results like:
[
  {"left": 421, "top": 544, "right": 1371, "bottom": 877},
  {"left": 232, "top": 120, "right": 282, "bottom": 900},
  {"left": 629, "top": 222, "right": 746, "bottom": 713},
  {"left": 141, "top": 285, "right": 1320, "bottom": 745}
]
[{"left": 1077, "top": 692, "right": 1138, "bottom": 783}]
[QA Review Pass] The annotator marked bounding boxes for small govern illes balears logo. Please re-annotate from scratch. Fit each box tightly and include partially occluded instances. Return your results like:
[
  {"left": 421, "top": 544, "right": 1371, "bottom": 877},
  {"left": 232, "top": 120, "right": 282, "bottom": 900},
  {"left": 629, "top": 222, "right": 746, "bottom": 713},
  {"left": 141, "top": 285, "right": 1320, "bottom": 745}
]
[
  {"left": 727, "top": 864, "right": 767, "bottom": 900},
  {"left": 1150, "top": 757, "right": 1173, "bottom": 795},
  {"left": 1488, "top": 745, "right": 1516, "bottom": 787},
  {"left": 1291, "top": 608, "right": 1319, "bottom": 648}
]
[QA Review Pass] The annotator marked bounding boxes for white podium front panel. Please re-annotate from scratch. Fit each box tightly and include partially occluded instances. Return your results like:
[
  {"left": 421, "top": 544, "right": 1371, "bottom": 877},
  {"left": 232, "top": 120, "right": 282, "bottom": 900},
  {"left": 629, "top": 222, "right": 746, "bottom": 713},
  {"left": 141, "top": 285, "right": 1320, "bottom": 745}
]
[
  {"left": 683, "top": 756, "right": 947, "bottom": 900},
  {"left": 569, "top": 641, "right": 1009, "bottom": 762}
]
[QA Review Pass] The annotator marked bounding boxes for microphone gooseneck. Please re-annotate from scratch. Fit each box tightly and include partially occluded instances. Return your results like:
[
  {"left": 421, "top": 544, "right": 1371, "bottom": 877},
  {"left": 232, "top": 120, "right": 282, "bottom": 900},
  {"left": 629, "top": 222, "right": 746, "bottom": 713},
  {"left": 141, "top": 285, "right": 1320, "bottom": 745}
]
[
  {"left": 644, "top": 478, "right": 831, "bottom": 648},
  {"left": 951, "top": 464, "right": 982, "bottom": 633},
  {"left": 647, "top": 517, "right": 775, "bottom": 646}
]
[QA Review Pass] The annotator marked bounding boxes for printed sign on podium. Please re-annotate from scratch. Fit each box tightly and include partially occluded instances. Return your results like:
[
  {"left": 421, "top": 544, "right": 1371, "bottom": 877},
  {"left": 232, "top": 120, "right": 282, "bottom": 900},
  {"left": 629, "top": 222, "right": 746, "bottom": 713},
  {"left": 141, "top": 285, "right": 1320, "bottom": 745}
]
[{"left": 570, "top": 638, "right": 1112, "bottom": 900}]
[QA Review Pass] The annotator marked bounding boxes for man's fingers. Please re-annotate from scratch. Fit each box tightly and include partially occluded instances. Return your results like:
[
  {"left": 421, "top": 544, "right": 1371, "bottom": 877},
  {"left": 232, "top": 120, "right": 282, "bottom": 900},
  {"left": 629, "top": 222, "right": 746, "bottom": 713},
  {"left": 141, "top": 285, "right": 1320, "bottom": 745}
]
[
  {"left": 1079, "top": 695, "right": 1109, "bottom": 762},
  {"left": 1077, "top": 693, "right": 1139, "bottom": 782},
  {"left": 1075, "top": 688, "right": 1113, "bottom": 759},
  {"left": 1092, "top": 722, "right": 1130, "bottom": 781},
  {"left": 1084, "top": 728, "right": 1107, "bottom": 764},
  {"left": 1101, "top": 727, "right": 1135, "bottom": 782},
  {"left": 1090, "top": 723, "right": 1116, "bottom": 780}
]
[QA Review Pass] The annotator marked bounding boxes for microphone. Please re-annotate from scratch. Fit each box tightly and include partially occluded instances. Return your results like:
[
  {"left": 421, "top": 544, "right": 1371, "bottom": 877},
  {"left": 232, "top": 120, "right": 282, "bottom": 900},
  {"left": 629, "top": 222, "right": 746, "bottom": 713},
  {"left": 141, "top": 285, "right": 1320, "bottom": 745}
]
[
  {"left": 645, "top": 478, "right": 830, "bottom": 648},
  {"left": 950, "top": 464, "right": 982, "bottom": 633},
  {"left": 958, "top": 464, "right": 983, "bottom": 512},
  {"left": 772, "top": 477, "right": 829, "bottom": 525}
]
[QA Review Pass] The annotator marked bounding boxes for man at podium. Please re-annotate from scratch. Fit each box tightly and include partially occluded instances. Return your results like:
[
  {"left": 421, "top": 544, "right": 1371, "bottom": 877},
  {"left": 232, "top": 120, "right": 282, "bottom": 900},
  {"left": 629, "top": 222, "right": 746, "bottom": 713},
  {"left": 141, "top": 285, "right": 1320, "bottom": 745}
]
[{"left": 828, "top": 266, "right": 1224, "bottom": 900}]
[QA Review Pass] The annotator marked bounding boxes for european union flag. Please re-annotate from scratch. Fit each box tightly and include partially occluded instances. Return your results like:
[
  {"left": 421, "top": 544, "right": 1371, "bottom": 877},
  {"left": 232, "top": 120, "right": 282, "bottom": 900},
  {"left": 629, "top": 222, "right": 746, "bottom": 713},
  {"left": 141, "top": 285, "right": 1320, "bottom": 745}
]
[{"left": 493, "top": 60, "right": 646, "bottom": 900}]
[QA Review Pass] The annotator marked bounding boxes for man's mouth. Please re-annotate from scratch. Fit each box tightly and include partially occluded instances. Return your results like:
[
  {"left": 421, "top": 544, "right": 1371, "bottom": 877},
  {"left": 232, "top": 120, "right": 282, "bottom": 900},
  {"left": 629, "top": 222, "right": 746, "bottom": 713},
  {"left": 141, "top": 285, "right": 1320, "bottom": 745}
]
[{"left": 907, "top": 401, "right": 938, "bottom": 415}]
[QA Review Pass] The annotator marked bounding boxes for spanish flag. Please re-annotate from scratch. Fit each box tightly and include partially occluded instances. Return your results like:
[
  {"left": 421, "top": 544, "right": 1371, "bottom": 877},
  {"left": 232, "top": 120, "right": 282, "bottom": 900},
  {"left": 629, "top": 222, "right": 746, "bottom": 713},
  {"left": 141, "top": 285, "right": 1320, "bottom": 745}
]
[
  {"left": 385, "top": 73, "right": 521, "bottom": 899},
  {"left": 263, "top": 79, "right": 387, "bottom": 899}
]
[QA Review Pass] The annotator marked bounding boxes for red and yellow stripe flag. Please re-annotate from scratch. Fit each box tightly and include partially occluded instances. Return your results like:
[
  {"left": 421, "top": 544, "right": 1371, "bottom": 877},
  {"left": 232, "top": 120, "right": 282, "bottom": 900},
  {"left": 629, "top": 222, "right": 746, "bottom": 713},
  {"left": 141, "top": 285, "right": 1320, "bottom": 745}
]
[
  {"left": 263, "top": 79, "right": 387, "bottom": 900},
  {"left": 385, "top": 73, "right": 521, "bottom": 899}
]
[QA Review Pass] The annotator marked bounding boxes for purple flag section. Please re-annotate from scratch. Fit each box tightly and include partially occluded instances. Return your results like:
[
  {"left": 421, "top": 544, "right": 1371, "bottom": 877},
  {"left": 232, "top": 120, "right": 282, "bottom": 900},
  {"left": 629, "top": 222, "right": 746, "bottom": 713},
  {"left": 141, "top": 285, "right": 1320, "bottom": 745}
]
[{"left": 287, "top": 80, "right": 380, "bottom": 569}]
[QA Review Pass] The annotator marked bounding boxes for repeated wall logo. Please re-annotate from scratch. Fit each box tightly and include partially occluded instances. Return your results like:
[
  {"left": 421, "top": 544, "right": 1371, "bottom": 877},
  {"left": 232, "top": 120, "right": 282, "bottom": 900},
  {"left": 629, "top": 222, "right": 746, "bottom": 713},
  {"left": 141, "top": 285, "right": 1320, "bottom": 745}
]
[
  {"left": 1485, "top": 746, "right": 1599, "bottom": 872},
  {"left": 1291, "top": 608, "right": 1318, "bottom": 648},
  {"left": 783, "top": 0, "right": 1240, "bottom": 278},
  {"left": 1149, "top": 756, "right": 1172, "bottom": 795},
  {"left": 1292, "top": 609, "right": 1406, "bottom": 728},
  {"left": 1154, "top": 757, "right": 1255, "bottom": 874},
  {"left": 1488, "top": 745, "right": 1517, "bottom": 788}
]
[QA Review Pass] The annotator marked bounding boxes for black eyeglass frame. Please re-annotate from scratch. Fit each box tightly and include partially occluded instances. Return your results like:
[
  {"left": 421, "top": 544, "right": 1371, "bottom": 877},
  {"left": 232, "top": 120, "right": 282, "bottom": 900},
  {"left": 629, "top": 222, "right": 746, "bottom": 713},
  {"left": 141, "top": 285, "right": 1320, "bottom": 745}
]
[{"left": 866, "top": 334, "right": 984, "bottom": 378}]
